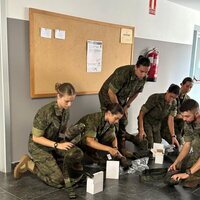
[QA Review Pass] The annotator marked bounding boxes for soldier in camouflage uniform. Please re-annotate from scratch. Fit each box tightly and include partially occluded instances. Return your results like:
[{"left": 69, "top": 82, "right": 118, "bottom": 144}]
[
  {"left": 161, "top": 77, "right": 193, "bottom": 143},
  {"left": 166, "top": 99, "right": 200, "bottom": 188},
  {"left": 78, "top": 103, "right": 129, "bottom": 168},
  {"left": 161, "top": 77, "right": 193, "bottom": 144},
  {"left": 14, "top": 83, "right": 83, "bottom": 199},
  {"left": 138, "top": 84, "right": 180, "bottom": 149},
  {"left": 98, "top": 56, "right": 150, "bottom": 157}
]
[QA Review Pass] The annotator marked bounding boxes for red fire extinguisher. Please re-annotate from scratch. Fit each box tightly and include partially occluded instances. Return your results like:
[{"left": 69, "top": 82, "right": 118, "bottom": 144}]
[{"left": 146, "top": 48, "right": 159, "bottom": 82}]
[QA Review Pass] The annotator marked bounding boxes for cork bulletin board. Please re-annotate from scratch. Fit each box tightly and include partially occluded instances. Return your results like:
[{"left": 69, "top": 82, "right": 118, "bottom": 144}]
[{"left": 29, "top": 8, "right": 134, "bottom": 98}]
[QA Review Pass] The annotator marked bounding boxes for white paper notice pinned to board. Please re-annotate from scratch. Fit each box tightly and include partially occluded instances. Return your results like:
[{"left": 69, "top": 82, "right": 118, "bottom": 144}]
[
  {"left": 55, "top": 29, "right": 66, "bottom": 40},
  {"left": 120, "top": 28, "right": 133, "bottom": 44},
  {"left": 40, "top": 27, "right": 52, "bottom": 39},
  {"left": 87, "top": 40, "right": 103, "bottom": 73}
]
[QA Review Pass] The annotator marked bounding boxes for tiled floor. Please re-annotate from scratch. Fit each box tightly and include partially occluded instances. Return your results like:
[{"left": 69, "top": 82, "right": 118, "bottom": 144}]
[
  {"left": 1, "top": 140, "right": 200, "bottom": 200},
  {"left": 0, "top": 167, "right": 200, "bottom": 200}
]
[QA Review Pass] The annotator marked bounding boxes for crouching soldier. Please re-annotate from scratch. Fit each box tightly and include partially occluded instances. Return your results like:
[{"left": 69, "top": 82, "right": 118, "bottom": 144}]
[
  {"left": 78, "top": 103, "right": 130, "bottom": 169},
  {"left": 161, "top": 77, "right": 193, "bottom": 144},
  {"left": 14, "top": 83, "right": 84, "bottom": 199},
  {"left": 138, "top": 84, "right": 180, "bottom": 150},
  {"left": 165, "top": 99, "right": 200, "bottom": 188}
]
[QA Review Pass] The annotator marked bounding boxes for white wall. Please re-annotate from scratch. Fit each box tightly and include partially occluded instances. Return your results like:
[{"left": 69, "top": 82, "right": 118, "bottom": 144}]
[
  {"left": 7, "top": 0, "right": 200, "bottom": 44},
  {"left": 0, "top": 0, "right": 11, "bottom": 172},
  {"left": 5, "top": 0, "right": 200, "bottom": 162},
  {"left": 127, "top": 39, "right": 192, "bottom": 133}
]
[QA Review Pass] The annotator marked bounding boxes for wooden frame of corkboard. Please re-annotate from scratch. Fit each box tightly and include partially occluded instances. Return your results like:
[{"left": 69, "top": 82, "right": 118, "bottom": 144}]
[{"left": 29, "top": 8, "right": 134, "bottom": 98}]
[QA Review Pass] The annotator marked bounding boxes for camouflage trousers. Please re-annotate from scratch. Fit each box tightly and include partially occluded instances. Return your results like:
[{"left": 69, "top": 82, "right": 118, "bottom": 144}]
[
  {"left": 164, "top": 152, "right": 200, "bottom": 186},
  {"left": 181, "top": 153, "right": 200, "bottom": 176},
  {"left": 80, "top": 130, "right": 116, "bottom": 164},
  {"left": 143, "top": 120, "right": 162, "bottom": 149},
  {"left": 124, "top": 133, "right": 148, "bottom": 151},
  {"left": 161, "top": 118, "right": 184, "bottom": 144},
  {"left": 28, "top": 140, "right": 84, "bottom": 188},
  {"left": 114, "top": 114, "right": 129, "bottom": 150}
]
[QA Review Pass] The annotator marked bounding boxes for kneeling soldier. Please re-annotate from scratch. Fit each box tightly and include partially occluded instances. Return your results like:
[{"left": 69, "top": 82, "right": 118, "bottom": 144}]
[
  {"left": 78, "top": 103, "right": 130, "bottom": 169},
  {"left": 165, "top": 99, "right": 200, "bottom": 188}
]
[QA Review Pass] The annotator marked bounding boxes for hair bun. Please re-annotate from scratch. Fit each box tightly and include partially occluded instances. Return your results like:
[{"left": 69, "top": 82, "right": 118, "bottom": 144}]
[
  {"left": 138, "top": 55, "right": 144, "bottom": 60},
  {"left": 55, "top": 82, "right": 62, "bottom": 91}
]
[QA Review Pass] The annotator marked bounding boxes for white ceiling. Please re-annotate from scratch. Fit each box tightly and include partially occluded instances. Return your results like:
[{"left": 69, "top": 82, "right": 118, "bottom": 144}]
[{"left": 168, "top": 0, "right": 200, "bottom": 12}]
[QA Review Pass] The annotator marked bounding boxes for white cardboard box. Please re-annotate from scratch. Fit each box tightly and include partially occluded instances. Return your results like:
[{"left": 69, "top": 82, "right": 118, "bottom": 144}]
[
  {"left": 155, "top": 152, "right": 164, "bottom": 164},
  {"left": 106, "top": 160, "right": 119, "bottom": 179},
  {"left": 151, "top": 143, "right": 165, "bottom": 164},
  {"left": 86, "top": 171, "right": 104, "bottom": 194}
]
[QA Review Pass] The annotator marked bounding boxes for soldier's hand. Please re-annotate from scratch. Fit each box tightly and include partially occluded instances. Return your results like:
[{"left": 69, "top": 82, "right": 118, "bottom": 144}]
[
  {"left": 139, "top": 130, "right": 146, "bottom": 141},
  {"left": 108, "top": 147, "right": 119, "bottom": 157},
  {"left": 171, "top": 173, "right": 189, "bottom": 181},
  {"left": 172, "top": 137, "right": 180, "bottom": 148},
  {"left": 168, "top": 162, "right": 177, "bottom": 171},
  {"left": 58, "top": 142, "right": 74, "bottom": 150}
]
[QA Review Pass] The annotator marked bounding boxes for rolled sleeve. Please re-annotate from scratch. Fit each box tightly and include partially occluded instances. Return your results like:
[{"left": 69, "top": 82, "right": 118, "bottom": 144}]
[
  {"left": 84, "top": 130, "right": 97, "bottom": 138},
  {"left": 81, "top": 130, "right": 97, "bottom": 145},
  {"left": 140, "top": 105, "right": 149, "bottom": 115},
  {"left": 109, "top": 73, "right": 126, "bottom": 94},
  {"left": 32, "top": 127, "right": 44, "bottom": 137},
  {"left": 183, "top": 123, "right": 193, "bottom": 143},
  {"left": 169, "top": 100, "right": 177, "bottom": 117},
  {"left": 184, "top": 135, "right": 193, "bottom": 143},
  {"left": 170, "top": 110, "right": 177, "bottom": 117},
  {"left": 140, "top": 94, "right": 157, "bottom": 114},
  {"left": 32, "top": 110, "right": 49, "bottom": 136},
  {"left": 109, "top": 83, "right": 119, "bottom": 94}
]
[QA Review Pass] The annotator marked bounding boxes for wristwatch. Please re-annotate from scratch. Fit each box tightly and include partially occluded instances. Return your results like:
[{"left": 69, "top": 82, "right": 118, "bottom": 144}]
[
  {"left": 185, "top": 169, "right": 192, "bottom": 176},
  {"left": 171, "top": 135, "right": 177, "bottom": 138},
  {"left": 54, "top": 142, "right": 58, "bottom": 149}
]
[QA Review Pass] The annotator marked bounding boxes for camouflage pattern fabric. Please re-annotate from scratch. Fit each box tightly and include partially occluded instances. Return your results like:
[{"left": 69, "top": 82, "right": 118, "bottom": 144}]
[
  {"left": 164, "top": 120, "right": 200, "bottom": 186},
  {"left": 161, "top": 118, "right": 184, "bottom": 144},
  {"left": 31, "top": 101, "right": 70, "bottom": 142},
  {"left": 141, "top": 93, "right": 177, "bottom": 123},
  {"left": 98, "top": 65, "right": 146, "bottom": 151},
  {"left": 124, "top": 132, "right": 148, "bottom": 151},
  {"left": 183, "top": 120, "right": 200, "bottom": 173},
  {"left": 140, "top": 168, "right": 168, "bottom": 182},
  {"left": 28, "top": 101, "right": 84, "bottom": 189},
  {"left": 78, "top": 112, "right": 116, "bottom": 145},
  {"left": 164, "top": 153, "right": 200, "bottom": 186},
  {"left": 161, "top": 94, "right": 190, "bottom": 144},
  {"left": 99, "top": 65, "right": 146, "bottom": 109},
  {"left": 176, "top": 94, "right": 190, "bottom": 115},
  {"left": 29, "top": 139, "right": 83, "bottom": 187},
  {"left": 143, "top": 120, "right": 162, "bottom": 149},
  {"left": 78, "top": 112, "right": 116, "bottom": 163},
  {"left": 140, "top": 93, "right": 177, "bottom": 149},
  {"left": 66, "top": 123, "right": 86, "bottom": 145}
]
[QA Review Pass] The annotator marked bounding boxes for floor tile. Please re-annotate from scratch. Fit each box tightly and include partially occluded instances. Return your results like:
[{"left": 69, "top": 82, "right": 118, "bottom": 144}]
[
  {"left": 0, "top": 172, "right": 59, "bottom": 199},
  {"left": 0, "top": 170, "right": 199, "bottom": 200}
]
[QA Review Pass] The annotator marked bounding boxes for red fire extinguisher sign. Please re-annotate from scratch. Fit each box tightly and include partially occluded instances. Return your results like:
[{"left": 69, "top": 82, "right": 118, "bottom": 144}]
[{"left": 149, "top": 0, "right": 157, "bottom": 15}]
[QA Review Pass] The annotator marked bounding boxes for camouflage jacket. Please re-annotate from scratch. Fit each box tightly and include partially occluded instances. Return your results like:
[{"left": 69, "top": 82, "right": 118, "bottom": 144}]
[
  {"left": 176, "top": 94, "right": 190, "bottom": 115},
  {"left": 141, "top": 93, "right": 177, "bottom": 124},
  {"left": 31, "top": 101, "right": 69, "bottom": 142},
  {"left": 183, "top": 120, "right": 200, "bottom": 155},
  {"left": 77, "top": 112, "right": 115, "bottom": 140},
  {"left": 99, "top": 65, "right": 146, "bottom": 108}
]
